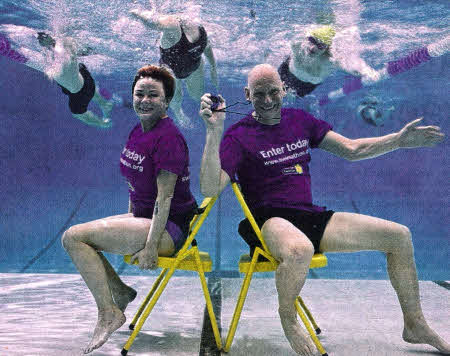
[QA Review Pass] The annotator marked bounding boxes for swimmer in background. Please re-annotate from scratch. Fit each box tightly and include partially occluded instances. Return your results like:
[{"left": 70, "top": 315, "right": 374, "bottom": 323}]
[
  {"left": 35, "top": 32, "right": 114, "bottom": 128},
  {"left": 278, "top": 24, "right": 380, "bottom": 99},
  {"left": 1, "top": 29, "right": 113, "bottom": 128},
  {"left": 130, "top": 6, "right": 219, "bottom": 126}
]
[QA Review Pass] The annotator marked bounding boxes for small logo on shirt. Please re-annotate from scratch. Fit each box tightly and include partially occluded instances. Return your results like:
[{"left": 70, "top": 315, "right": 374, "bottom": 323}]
[{"left": 282, "top": 164, "right": 303, "bottom": 175}]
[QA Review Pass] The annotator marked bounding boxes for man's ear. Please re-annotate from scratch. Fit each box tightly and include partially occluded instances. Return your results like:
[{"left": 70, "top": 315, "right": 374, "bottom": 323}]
[
  {"left": 282, "top": 82, "right": 287, "bottom": 97},
  {"left": 244, "top": 87, "right": 251, "bottom": 102}
]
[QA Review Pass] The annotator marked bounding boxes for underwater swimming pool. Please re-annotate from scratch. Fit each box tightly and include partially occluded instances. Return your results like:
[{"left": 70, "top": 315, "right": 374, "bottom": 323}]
[{"left": 0, "top": 0, "right": 448, "bottom": 280}]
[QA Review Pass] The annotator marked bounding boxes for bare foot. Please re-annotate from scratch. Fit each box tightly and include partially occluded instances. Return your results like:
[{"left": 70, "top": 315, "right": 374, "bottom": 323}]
[
  {"left": 83, "top": 306, "right": 126, "bottom": 354},
  {"left": 113, "top": 286, "right": 137, "bottom": 312},
  {"left": 403, "top": 323, "right": 450, "bottom": 354},
  {"left": 279, "top": 308, "right": 317, "bottom": 356},
  {"left": 99, "top": 99, "right": 114, "bottom": 121},
  {"left": 73, "top": 111, "right": 113, "bottom": 129}
]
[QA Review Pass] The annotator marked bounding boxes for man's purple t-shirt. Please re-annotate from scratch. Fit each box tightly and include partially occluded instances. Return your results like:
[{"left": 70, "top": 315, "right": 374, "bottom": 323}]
[
  {"left": 120, "top": 117, "right": 196, "bottom": 218},
  {"left": 220, "top": 108, "right": 332, "bottom": 213}
]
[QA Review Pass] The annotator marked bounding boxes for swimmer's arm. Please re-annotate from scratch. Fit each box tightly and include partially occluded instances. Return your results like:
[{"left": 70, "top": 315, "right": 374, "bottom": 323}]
[
  {"left": 290, "top": 40, "right": 306, "bottom": 63},
  {"left": 318, "top": 119, "right": 444, "bottom": 161},
  {"left": 145, "top": 170, "right": 177, "bottom": 249},
  {"left": 129, "top": 10, "right": 179, "bottom": 31},
  {"left": 334, "top": 56, "right": 380, "bottom": 82},
  {"left": 204, "top": 43, "right": 219, "bottom": 89},
  {"left": 128, "top": 198, "right": 132, "bottom": 214}
]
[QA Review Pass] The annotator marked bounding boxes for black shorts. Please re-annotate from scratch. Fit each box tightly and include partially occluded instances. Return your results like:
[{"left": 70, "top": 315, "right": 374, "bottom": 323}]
[
  {"left": 59, "top": 63, "right": 96, "bottom": 114},
  {"left": 238, "top": 207, "right": 334, "bottom": 257}
]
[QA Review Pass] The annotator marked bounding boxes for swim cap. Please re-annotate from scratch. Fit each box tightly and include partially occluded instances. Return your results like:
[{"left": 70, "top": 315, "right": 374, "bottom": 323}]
[{"left": 309, "top": 25, "right": 336, "bottom": 46}]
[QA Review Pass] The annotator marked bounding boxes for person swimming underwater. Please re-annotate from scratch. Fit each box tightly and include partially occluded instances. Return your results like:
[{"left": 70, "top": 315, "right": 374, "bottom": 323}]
[{"left": 279, "top": 25, "right": 380, "bottom": 98}]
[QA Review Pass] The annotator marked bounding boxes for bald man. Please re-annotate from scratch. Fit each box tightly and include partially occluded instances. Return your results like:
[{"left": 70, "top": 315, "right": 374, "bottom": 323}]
[{"left": 198, "top": 64, "right": 449, "bottom": 355}]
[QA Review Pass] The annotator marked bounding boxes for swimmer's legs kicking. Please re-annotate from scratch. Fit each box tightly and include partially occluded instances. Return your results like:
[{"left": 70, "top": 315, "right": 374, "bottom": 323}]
[
  {"left": 72, "top": 89, "right": 114, "bottom": 129},
  {"left": 169, "top": 77, "right": 191, "bottom": 127}
]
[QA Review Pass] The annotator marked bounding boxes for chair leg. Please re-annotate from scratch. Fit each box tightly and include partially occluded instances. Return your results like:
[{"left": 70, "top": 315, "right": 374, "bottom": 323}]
[
  {"left": 128, "top": 269, "right": 168, "bottom": 330},
  {"left": 223, "top": 269, "right": 255, "bottom": 352},
  {"left": 297, "top": 296, "right": 321, "bottom": 334},
  {"left": 194, "top": 250, "right": 223, "bottom": 350},
  {"left": 295, "top": 298, "right": 328, "bottom": 356},
  {"left": 121, "top": 267, "right": 178, "bottom": 356}
]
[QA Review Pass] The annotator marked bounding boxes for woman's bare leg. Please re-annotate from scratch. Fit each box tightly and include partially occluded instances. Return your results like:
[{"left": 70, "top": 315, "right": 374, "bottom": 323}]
[
  {"left": 61, "top": 215, "right": 175, "bottom": 353},
  {"left": 97, "top": 252, "right": 137, "bottom": 312}
]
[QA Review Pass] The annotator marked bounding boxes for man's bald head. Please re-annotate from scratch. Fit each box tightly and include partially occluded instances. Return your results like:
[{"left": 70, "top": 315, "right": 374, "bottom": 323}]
[
  {"left": 247, "top": 64, "right": 283, "bottom": 89},
  {"left": 245, "top": 64, "right": 286, "bottom": 124}
]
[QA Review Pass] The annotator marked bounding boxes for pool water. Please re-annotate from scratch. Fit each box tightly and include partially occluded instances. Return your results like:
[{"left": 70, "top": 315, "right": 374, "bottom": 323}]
[{"left": 0, "top": 0, "right": 448, "bottom": 280}]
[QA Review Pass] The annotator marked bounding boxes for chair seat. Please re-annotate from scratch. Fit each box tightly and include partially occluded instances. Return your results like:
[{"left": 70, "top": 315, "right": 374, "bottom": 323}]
[
  {"left": 123, "top": 251, "right": 213, "bottom": 272},
  {"left": 239, "top": 253, "right": 327, "bottom": 273}
]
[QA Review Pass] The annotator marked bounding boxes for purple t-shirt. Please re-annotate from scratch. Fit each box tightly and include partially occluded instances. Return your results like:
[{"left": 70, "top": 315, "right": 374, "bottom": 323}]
[
  {"left": 220, "top": 108, "right": 332, "bottom": 213},
  {"left": 120, "top": 117, "right": 196, "bottom": 218}
]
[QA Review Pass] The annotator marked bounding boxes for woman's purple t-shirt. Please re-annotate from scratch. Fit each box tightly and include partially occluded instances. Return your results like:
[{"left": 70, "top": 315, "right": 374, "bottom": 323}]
[
  {"left": 220, "top": 108, "right": 332, "bottom": 213},
  {"left": 120, "top": 117, "right": 196, "bottom": 218}
]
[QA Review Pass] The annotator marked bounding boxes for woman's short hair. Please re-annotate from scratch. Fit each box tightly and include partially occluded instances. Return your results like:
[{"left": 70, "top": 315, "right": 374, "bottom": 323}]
[{"left": 131, "top": 65, "right": 176, "bottom": 103}]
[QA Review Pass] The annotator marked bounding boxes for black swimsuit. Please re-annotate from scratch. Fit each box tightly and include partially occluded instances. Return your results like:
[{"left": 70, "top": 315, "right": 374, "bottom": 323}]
[
  {"left": 59, "top": 63, "right": 96, "bottom": 114},
  {"left": 278, "top": 56, "right": 319, "bottom": 97},
  {"left": 160, "top": 25, "right": 208, "bottom": 79}
]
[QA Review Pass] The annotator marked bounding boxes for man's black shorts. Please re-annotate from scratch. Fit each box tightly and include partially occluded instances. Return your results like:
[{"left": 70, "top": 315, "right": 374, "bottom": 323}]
[
  {"left": 238, "top": 206, "right": 335, "bottom": 257},
  {"left": 59, "top": 63, "right": 96, "bottom": 114}
]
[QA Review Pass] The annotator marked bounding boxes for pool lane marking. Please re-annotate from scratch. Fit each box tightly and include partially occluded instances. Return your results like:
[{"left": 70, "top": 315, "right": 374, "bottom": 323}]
[
  {"left": 199, "top": 274, "right": 222, "bottom": 356},
  {"left": 433, "top": 281, "right": 450, "bottom": 290},
  {"left": 20, "top": 191, "right": 88, "bottom": 273}
]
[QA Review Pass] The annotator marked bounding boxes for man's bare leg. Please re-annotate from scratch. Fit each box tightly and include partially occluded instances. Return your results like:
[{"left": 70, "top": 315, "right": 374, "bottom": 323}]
[
  {"left": 320, "top": 212, "right": 450, "bottom": 354},
  {"left": 262, "top": 217, "right": 317, "bottom": 356}
]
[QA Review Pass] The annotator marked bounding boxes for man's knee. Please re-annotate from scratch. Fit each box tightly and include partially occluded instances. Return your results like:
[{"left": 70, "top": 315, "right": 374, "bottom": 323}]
[
  {"left": 388, "top": 223, "right": 413, "bottom": 253},
  {"left": 262, "top": 217, "right": 314, "bottom": 263}
]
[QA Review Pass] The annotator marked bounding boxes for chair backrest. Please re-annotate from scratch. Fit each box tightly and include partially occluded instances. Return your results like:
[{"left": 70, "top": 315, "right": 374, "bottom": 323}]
[
  {"left": 231, "top": 183, "right": 279, "bottom": 264},
  {"left": 175, "top": 196, "right": 218, "bottom": 256}
]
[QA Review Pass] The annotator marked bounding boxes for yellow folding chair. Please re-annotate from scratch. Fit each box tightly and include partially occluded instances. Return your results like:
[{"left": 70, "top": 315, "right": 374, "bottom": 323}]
[
  {"left": 224, "top": 183, "right": 328, "bottom": 356},
  {"left": 121, "top": 197, "right": 222, "bottom": 355}
]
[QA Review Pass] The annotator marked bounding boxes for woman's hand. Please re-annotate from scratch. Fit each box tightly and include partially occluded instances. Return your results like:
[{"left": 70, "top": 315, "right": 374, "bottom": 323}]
[
  {"left": 199, "top": 93, "right": 226, "bottom": 130},
  {"left": 130, "top": 245, "right": 159, "bottom": 270}
]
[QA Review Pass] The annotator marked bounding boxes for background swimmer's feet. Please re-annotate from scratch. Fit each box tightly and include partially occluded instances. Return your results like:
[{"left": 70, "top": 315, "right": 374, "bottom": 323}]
[
  {"left": 100, "top": 99, "right": 114, "bottom": 120},
  {"left": 74, "top": 111, "right": 113, "bottom": 129}
]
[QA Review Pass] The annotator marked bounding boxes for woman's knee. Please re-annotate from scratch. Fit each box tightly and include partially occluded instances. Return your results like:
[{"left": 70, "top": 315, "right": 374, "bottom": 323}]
[{"left": 61, "top": 225, "right": 83, "bottom": 250}]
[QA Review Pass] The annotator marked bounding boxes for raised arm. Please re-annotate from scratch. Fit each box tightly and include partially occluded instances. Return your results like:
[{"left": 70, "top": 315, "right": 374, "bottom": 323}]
[
  {"left": 319, "top": 118, "right": 445, "bottom": 161},
  {"left": 203, "top": 43, "right": 219, "bottom": 89},
  {"left": 130, "top": 169, "right": 177, "bottom": 269},
  {"left": 129, "top": 9, "right": 179, "bottom": 32},
  {"left": 199, "top": 94, "right": 230, "bottom": 196}
]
